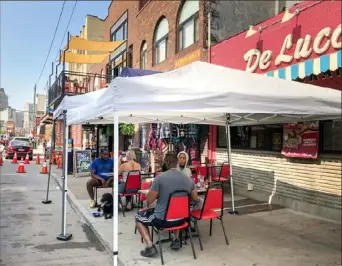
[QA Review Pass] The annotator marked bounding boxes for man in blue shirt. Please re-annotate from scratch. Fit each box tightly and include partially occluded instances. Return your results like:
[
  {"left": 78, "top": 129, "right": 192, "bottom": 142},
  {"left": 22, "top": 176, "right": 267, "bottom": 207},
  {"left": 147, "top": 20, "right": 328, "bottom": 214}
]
[{"left": 86, "top": 149, "right": 114, "bottom": 208}]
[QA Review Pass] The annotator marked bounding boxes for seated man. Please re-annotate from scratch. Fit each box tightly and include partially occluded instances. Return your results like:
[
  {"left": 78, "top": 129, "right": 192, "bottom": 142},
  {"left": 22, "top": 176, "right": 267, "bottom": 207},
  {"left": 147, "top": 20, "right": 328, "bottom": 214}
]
[
  {"left": 86, "top": 149, "right": 114, "bottom": 208},
  {"left": 135, "top": 153, "right": 198, "bottom": 257}
]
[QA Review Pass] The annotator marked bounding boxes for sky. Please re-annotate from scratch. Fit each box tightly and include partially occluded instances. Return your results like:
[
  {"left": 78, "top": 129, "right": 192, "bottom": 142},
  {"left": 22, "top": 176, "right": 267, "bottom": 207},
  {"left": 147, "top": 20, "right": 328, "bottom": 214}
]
[{"left": 0, "top": 1, "right": 110, "bottom": 111}]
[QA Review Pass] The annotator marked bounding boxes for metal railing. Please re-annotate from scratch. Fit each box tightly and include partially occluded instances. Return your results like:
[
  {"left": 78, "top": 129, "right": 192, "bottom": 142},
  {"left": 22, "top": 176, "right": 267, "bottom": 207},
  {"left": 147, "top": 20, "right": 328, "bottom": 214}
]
[{"left": 48, "top": 70, "right": 112, "bottom": 107}]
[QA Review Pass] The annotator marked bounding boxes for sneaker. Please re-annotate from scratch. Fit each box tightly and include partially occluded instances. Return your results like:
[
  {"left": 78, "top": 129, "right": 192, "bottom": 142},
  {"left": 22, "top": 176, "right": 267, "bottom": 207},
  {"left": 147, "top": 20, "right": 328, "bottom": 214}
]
[
  {"left": 170, "top": 239, "right": 181, "bottom": 250},
  {"left": 89, "top": 200, "right": 96, "bottom": 208},
  {"left": 140, "top": 245, "right": 158, "bottom": 257}
]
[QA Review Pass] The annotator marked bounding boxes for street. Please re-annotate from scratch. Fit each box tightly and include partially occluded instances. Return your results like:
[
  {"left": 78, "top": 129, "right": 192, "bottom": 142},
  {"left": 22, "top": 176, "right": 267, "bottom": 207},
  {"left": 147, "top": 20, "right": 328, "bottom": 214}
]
[{"left": 0, "top": 160, "right": 112, "bottom": 266}]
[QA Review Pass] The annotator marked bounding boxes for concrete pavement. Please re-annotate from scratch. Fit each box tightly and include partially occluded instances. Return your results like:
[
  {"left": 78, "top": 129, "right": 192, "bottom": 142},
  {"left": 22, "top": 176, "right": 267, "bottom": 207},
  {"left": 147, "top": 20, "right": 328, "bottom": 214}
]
[
  {"left": 0, "top": 159, "right": 112, "bottom": 266},
  {"left": 47, "top": 166, "right": 342, "bottom": 266}
]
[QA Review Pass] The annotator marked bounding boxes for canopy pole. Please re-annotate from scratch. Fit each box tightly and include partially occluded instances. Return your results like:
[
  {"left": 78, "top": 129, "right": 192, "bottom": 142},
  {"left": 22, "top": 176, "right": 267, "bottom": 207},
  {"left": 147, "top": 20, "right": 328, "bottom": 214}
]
[
  {"left": 57, "top": 110, "right": 73, "bottom": 241},
  {"left": 42, "top": 119, "right": 56, "bottom": 204},
  {"left": 225, "top": 114, "right": 238, "bottom": 215},
  {"left": 113, "top": 112, "right": 119, "bottom": 266}
]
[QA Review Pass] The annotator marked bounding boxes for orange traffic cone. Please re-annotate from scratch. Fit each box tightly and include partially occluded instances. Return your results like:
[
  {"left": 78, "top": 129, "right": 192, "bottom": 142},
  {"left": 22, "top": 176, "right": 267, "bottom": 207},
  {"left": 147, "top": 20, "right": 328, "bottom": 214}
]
[
  {"left": 35, "top": 153, "right": 40, "bottom": 165},
  {"left": 24, "top": 153, "right": 30, "bottom": 164},
  {"left": 40, "top": 162, "right": 48, "bottom": 174},
  {"left": 16, "top": 160, "right": 26, "bottom": 173},
  {"left": 0, "top": 155, "right": 3, "bottom": 166},
  {"left": 12, "top": 153, "right": 18, "bottom": 164}
]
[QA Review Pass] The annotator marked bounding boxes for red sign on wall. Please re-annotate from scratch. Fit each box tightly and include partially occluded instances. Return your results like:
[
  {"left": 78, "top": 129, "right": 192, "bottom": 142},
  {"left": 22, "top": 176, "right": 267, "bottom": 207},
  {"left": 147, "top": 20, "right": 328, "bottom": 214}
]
[
  {"left": 281, "top": 122, "right": 319, "bottom": 159},
  {"left": 211, "top": 1, "right": 341, "bottom": 74}
]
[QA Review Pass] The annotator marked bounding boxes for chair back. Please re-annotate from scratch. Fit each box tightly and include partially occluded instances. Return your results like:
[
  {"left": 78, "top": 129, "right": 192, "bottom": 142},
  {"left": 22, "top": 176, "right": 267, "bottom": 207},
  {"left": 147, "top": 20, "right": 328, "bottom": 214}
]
[
  {"left": 165, "top": 190, "right": 190, "bottom": 221},
  {"left": 124, "top": 170, "right": 141, "bottom": 191},
  {"left": 140, "top": 177, "right": 152, "bottom": 201},
  {"left": 220, "top": 162, "right": 230, "bottom": 178},
  {"left": 201, "top": 183, "right": 224, "bottom": 218},
  {"left": 192, "top": 160, "right": 200, "bottom": 166},
  {"left": 197, "top": 165, "right": 207, "bottom": 177}
]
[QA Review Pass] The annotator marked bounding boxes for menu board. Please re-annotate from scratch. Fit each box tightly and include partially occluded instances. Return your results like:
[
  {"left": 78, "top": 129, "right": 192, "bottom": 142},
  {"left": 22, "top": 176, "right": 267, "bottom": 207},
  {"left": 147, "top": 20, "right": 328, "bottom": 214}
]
[{"left": 74, "top": 150, "right": 91, "bottom": 177}]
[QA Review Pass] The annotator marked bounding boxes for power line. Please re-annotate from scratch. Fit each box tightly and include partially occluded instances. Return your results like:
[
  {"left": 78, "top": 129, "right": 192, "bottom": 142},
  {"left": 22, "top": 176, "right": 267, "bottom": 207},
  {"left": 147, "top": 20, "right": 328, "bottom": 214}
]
[
  {"left": 56, "top": 0, "right": 78, "bottom": 60},
  {"left": 35, "top": 1, "right": 66, "bottom": 85}
]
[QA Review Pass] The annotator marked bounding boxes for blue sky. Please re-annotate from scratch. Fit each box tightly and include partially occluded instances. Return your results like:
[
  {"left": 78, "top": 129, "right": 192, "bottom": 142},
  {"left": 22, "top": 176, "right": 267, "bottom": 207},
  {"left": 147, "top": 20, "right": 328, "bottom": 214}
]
[{"left": 0, "top": 1, "right": 110, "bottom": 111}]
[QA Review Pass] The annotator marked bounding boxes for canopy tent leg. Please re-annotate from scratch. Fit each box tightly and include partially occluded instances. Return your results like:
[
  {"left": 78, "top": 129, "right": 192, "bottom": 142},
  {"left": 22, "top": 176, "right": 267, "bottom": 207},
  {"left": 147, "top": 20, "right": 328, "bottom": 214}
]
[
  {"left": 113, "top": 112, "right": 119, "bottom": 266},
  {"left": 42, "top": 119, "right": 56, "bottom": 204},
  {"left": 225, "top": 114, "right": 238, "bottom": 215},
  {"left": 57, "top": 110, "right": 72, "bottom": 241}
]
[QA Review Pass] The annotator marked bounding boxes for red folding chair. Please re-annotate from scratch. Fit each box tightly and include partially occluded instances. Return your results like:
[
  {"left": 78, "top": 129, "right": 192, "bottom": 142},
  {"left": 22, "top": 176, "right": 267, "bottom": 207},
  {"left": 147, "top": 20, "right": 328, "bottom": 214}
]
[
  {"left": 211, "top": 162, "right": 230, "bottom": 183},
  {"left": 191, "top": 182, "right": 229, "bottom": 250},
  {"left": 192, "top": 160, "right": 200, "bottom": 166},
  {"left": 119, "top": 170, "right": 141, "bottom": 217},
  {"left": 152, "top": 190, "right": 196, "bottom": 265}
]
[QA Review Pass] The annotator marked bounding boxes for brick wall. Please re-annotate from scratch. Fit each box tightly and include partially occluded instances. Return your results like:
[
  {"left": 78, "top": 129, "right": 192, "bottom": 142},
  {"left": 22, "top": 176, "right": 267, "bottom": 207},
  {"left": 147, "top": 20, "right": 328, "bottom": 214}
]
[
  {"left": 216, "top": 148, "right": 342, "bottom": 220},
  {"left": 102, "top": 0, "right": 207, "bottom": 72}
]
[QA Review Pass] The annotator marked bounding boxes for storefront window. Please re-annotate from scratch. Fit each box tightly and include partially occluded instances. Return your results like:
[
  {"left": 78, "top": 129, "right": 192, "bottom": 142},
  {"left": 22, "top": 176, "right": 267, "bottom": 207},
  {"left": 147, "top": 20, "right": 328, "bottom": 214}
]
[
  {"left": 217, "top": 124, "right": 283, "bottom": 151},
  {"left": 321, "top": 120, "right": 342, "bottom": 153}
]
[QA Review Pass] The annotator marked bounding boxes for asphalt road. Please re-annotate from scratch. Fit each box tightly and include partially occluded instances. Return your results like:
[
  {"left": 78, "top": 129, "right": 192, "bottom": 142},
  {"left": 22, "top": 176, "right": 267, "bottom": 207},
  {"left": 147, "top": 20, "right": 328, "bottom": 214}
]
[{"left": 0, "top": 160, "right": 112, "bottom": 266}]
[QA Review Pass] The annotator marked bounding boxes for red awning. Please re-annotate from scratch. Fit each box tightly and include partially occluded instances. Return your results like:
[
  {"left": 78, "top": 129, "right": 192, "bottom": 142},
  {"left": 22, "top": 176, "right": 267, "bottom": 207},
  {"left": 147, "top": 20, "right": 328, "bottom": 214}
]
[{"left": 211, "top": 1, "right": 341, "bottom": 77}]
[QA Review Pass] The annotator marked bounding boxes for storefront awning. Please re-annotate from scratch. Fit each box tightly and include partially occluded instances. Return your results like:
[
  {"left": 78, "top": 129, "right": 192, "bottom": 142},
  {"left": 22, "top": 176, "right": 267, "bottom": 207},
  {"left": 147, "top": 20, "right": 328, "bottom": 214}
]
[
  {"left": 66, "top": 36, "right": 125, "bottom": 52},
  {"left": 266, "top": 50, "right": 342, "bottom": 80},
  {"left": 59, "top": 52, "right": 110, "bottom": 64},
  {"left": 210, "top": 1, "right": 342, "bottom": 81}
]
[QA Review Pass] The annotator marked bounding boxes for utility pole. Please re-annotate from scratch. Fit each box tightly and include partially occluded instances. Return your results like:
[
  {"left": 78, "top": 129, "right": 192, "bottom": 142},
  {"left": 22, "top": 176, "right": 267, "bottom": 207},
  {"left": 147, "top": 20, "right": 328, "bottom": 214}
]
[{"left": 32, "top": 84, "right": 37, "bottom": 140}]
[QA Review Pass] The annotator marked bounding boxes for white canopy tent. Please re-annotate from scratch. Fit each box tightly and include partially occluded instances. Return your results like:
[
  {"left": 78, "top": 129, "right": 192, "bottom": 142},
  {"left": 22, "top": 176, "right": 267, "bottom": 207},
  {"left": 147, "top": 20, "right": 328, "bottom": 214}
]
[{"left": 53, "top": 61, "right": 341, "bottom": 266}]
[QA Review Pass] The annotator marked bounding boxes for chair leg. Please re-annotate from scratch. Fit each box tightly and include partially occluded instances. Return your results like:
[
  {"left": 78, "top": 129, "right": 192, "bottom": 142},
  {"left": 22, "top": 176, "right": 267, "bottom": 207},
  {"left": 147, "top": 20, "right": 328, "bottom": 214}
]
[
  {"left": 220, "top": 218, "right": 229, "bottom": 245},
  {"left": 157, "top": 231, "right": 164, "bottom": 265},
  {"left": 209, "top": 219, "right": 213, "bottom": 236},
  {"left": 119, "top": 197, "right": 125, "bottom": 217},
  {"left": 194, "top": 220, "right": 203, "bottom": 251},
  {"left": 187, "top": 226, "right": 197, "bottom": 260}
]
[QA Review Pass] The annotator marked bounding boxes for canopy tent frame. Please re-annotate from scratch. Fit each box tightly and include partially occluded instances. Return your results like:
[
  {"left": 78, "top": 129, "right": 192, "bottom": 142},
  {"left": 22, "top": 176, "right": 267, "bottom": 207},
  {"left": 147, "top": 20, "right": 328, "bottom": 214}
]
[{"left": 53, "top": 61, "right": 341, "bottom": 266}]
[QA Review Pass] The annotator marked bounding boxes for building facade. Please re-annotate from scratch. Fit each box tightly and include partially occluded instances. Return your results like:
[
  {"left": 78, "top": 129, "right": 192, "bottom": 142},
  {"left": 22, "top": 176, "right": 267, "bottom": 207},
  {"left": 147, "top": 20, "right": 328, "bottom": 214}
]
[
  {"left": 89, "top": 0, "right": 290, "bottom": 154},
  {"left": 210, "top": 0, "right": 341, "bottom": 221},
  {"left": 23, "top": 102, "right": 34, "bottom": 134},
  {"left": 0, "top": 88, "right": 9, "bottom": 111}
]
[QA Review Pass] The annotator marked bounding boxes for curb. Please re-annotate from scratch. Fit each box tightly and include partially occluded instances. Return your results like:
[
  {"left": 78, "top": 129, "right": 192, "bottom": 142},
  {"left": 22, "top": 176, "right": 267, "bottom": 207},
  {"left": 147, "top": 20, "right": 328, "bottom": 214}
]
[{"left": 50, "top": 171, "right": 124, "bottom": 266}]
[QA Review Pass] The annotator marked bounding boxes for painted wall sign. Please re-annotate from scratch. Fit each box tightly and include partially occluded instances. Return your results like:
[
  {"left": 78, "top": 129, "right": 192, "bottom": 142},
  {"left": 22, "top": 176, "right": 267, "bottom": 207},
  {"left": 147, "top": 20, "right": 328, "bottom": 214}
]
[
  {"left": 211, "top": 1, "right": 342, "bottom": 74},
  {"left": 244, "top": 24, "right": 341, "bottom": 73},
  {"left": 175, "top": 49, "right": 201, "bottom": 68}
]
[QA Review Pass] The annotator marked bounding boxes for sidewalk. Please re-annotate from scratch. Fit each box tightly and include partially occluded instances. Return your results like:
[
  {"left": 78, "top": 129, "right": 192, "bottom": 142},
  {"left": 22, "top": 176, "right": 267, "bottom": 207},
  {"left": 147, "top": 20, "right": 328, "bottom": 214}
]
[{"left": 48, "top": 165, "right": 341, "bottom": 266}]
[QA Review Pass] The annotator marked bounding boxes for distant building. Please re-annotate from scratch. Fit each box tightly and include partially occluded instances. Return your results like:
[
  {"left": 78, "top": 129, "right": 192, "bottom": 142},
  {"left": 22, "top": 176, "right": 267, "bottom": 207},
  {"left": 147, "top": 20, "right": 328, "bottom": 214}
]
[
  {"left": 15, "top": 111, "right": 24, "bottom": 128},
  {"left": 23, "top": 102, "right": 34, "bottom": 132},
  {"left": 0, "top": 88, "right": 9, "bottom": 110},
  {"left": 0, "top": 107, "right": 16, "bottom": 133}
]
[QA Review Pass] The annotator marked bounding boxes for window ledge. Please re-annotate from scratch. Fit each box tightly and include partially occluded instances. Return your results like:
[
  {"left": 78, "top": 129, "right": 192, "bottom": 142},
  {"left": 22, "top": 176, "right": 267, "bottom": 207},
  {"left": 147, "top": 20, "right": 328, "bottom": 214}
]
[
  {"left": 176, "top": 41, "right": 200, "bottom": 55},
  {"left": 217, "top": 148, "right": 341, "bottom": 161},
  {"left": 136, "top": 1, "right": 152, "bottom": 17}
]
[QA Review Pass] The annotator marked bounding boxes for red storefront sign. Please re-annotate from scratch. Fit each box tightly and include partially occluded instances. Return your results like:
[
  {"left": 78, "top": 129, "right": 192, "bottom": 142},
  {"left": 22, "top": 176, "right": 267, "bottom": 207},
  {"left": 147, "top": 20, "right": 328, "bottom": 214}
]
[
  {"left": 211, "top": 1, "right": 341, "bottom": 74},
  {"left": 281, "top": 122, "right": 319, "bottom": 159}
]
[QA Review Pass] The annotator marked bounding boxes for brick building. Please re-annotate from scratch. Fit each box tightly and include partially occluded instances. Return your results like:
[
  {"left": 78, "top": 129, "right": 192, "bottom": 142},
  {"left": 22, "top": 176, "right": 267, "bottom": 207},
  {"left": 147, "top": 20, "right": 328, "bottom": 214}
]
[{"left": 89, "top": 0, "right": 289, "bottom": 152}]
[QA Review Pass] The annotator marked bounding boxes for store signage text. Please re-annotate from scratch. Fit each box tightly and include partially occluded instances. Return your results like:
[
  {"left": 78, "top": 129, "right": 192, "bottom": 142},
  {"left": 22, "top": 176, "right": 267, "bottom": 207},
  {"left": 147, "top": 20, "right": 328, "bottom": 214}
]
[
  {"left": 175, "top": 49, "right": 201, "bottom": 68},
  {"left": 244, "top": 24, "right": 342, "bottom": 73}
]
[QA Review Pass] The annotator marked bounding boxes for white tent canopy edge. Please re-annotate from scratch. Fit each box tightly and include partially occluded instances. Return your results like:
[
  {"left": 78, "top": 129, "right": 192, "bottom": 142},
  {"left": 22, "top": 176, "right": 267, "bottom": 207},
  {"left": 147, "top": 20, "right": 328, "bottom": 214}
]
[{"left": 54, "top": 61, "right": 341, "bottom": 266}]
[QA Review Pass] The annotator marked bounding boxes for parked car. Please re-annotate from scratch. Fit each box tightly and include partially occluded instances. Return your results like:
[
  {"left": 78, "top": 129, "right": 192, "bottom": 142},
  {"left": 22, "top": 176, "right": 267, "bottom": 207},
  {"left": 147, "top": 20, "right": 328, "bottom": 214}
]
[
  {"left": 12, "top": 137, "right": 31, "bottom": 143},
  {"left": 4, "top": 140, "right": 33, "bottom": 160}
]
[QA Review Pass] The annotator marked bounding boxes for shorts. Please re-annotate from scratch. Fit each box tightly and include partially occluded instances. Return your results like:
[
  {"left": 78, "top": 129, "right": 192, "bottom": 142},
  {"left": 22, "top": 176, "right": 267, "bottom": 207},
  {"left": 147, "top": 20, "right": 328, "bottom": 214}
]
[{"left": 135, "top": 208, "right": 185, "bottom": 229}]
